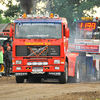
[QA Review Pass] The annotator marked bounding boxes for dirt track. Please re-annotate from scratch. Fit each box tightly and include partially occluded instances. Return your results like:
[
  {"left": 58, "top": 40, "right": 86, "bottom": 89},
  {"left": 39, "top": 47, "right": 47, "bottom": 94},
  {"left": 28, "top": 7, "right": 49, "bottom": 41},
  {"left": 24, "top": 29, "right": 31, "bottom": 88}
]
[{"left": 0, "top": 76, "right": 100, "bottom": 100}]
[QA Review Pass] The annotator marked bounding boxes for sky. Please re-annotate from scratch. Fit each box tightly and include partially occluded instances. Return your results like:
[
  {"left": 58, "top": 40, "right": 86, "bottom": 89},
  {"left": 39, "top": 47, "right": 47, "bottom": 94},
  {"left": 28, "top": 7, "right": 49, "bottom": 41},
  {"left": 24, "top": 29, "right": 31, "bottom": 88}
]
[
  {"left": 88, "top": 7, "right": 100, "bottom": 17},
  {"left": 0, "top": 3, "right": 7, "bottom": 11},
  {"left": 0, "top": 2, "right": 100, "bottom": 18}
]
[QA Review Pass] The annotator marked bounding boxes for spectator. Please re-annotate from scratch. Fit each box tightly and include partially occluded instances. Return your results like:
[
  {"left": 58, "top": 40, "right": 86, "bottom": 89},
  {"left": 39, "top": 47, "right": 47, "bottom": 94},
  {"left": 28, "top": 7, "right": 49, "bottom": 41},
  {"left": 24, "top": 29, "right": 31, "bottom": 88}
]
[
  {"left": 0, "top": 45, "right": 3, "bottom": 77},
  {"left": 4, "top": 46, "right": 12, "bottom": 77}
]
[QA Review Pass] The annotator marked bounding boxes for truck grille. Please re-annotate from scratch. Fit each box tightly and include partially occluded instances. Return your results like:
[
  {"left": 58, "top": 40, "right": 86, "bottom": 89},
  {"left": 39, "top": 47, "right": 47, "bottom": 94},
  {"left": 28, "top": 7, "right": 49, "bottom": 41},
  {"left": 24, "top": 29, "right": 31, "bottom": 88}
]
[{"left": 16, "top": 46, "right": 60, "bottom": 56}]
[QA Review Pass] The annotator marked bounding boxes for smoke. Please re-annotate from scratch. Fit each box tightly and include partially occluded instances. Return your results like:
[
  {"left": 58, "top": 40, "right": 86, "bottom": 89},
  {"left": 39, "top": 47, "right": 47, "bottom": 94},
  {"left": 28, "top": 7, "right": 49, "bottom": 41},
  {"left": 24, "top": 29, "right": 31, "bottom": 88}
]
[
  {"left": 20, "top": 0, "right": 35, "bottom": 14},
  {"left": 20, "top": 0, "right": 50, "bottom": 14}
]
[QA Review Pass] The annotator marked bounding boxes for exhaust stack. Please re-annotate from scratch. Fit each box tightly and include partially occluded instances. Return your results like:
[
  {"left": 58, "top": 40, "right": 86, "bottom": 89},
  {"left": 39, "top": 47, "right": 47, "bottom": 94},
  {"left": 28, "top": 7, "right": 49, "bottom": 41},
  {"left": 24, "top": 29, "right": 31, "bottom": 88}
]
[{"left": 20, "top": 0, "right": 35, "bottom": 14}]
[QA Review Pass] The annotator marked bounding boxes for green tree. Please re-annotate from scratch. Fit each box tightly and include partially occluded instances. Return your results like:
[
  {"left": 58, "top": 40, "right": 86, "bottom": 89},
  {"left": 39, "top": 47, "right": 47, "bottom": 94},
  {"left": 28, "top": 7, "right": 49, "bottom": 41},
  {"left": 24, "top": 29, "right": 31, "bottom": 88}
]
[
  {"left": 3, "top": 0, "right": 21, "bottom": 20},
  {"left": 0, "top": 0, "right": 6, "bottom": 4},
  {"left": 0, "top": 10, "right": 10, "bottom": 23}
]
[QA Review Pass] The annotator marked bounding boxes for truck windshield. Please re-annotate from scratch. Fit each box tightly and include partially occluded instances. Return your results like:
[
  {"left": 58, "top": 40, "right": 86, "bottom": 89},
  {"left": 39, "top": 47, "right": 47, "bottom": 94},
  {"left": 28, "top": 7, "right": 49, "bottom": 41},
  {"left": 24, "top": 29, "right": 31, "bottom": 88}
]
[
  {"left": 15, "top": 23, "right": 62, "bottom": 39},
  {"left": 75, "top": 28, "right": 93, "bottom": 39},
  {"left": 76, "top": 28, "right": 100, "bottom": 39}
]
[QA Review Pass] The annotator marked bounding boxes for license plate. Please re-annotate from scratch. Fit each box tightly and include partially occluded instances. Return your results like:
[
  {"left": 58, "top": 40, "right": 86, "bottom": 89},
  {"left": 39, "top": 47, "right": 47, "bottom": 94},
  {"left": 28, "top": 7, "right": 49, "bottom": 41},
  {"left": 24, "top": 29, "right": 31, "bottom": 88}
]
[{"left": 32, "top": 67, "right": 43, "bottom": 72}]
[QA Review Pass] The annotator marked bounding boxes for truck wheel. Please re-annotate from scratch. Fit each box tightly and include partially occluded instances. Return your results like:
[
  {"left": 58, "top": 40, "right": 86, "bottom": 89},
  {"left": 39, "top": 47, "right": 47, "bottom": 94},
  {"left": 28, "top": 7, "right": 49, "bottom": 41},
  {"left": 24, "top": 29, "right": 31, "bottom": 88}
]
[
  {"left": 59, "top": 62, "right": 68, "bottom": 84},
  {"left": 16, "top": 76, "right": 24, "bottom": 83},
  {"left": 74, "top": 61, "right": 80, "bottom": 83}
]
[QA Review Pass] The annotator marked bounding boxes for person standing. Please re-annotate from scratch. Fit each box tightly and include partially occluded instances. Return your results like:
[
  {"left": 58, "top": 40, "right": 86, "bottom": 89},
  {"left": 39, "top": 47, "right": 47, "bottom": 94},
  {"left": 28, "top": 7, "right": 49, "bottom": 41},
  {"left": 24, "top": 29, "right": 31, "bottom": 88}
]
[
  {"left": 4, "top": 46, "right": 12, "bottom": 77},
  {"left": 0, "top": 45, "right": 3, "bottom": 77}
]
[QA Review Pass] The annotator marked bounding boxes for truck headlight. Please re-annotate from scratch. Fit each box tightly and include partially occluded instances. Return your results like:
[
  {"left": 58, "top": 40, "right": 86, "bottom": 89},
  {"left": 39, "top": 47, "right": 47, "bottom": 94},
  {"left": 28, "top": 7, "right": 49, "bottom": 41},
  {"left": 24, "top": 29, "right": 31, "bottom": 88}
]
[
  {"left": 37, "top": 62, "right": 43, "bottom": 65},
  {"left": 54, "top": 60, "right": 60, "bottom": 64},
  {"left": 16, "top": 60, "right": 22, "bottom": 64},
  {"left": 55, "top": 67, "right": 60, "bottom": 70},
  {"left": 16, "top": 67, "right": 21, "bottom": 70},
  {"left": 33, "top": 62, "right": 38, "bottom": 65},
  {"left": 27, "top": 62, "right": 32, "bottom": 65},
  {"left": 43, "top": 62, "right": 48, "bottom": 65}
]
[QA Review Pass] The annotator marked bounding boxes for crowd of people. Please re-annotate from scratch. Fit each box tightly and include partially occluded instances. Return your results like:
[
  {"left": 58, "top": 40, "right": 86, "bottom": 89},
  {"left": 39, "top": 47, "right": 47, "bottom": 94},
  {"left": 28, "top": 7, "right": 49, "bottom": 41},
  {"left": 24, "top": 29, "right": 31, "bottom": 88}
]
[{"left": 0, "top": 37, "right": 12, "bottom": 77}]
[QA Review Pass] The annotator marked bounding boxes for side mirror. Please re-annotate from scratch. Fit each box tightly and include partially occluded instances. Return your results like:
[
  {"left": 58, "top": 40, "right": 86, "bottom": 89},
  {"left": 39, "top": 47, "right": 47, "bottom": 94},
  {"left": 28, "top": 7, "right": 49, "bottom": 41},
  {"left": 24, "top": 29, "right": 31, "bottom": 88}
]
[
  {"left": 65, "top": 28, "right": 70, "bottom": 38},
  {"left": 10, "top": 28, "right": 13, "bottom": 37}
]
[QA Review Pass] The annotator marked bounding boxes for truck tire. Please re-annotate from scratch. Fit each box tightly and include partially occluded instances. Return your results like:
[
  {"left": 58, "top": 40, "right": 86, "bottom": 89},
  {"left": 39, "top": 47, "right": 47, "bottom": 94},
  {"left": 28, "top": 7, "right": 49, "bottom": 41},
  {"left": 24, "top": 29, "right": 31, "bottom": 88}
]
[
  {"left": 74, "top": 61, "right": 80, "bottom": 83},
  {"left": 59, "top": 62, "right": 68, "bottom": 84},
  {"left": 16, "top": 76, "right": 24, "bottom": 83}
]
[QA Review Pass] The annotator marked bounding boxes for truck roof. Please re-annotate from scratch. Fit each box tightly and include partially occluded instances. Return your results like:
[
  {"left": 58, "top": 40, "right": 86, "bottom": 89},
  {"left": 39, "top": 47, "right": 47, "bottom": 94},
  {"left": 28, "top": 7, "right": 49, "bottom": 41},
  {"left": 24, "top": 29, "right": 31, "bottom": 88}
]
[{"left": 14, "top": 18, "right": 66, "bottom": 23}]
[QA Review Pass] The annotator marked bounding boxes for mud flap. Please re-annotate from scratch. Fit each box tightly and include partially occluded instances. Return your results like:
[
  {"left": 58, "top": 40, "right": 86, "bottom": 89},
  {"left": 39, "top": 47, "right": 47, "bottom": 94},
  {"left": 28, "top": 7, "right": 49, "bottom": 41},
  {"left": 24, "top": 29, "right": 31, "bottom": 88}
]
[
  {"left": 75, "top": 52, "right": 94, "bottom": 82},
  {"left": 75, "top": 52, "right": 87, "bottom": 82},
  {"left": 86, "top": 56, "right": 94, "bottom": 81}
]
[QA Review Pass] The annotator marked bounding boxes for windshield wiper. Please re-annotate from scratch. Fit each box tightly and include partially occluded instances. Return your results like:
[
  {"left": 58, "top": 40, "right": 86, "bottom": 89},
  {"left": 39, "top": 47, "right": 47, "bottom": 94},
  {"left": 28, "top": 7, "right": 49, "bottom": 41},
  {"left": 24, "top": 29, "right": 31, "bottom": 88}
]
[
  {"left": 33, "top": 37, "right": 43, "bottom": 39},
  {"left": 16, "top": 36, "right": 58, "bottom": 39},
  {"left": 46, "top": 36, "right": 58, "bottom": 39},
  {"left": 16, "top": 36, "right": 45, "bottom": 39}
]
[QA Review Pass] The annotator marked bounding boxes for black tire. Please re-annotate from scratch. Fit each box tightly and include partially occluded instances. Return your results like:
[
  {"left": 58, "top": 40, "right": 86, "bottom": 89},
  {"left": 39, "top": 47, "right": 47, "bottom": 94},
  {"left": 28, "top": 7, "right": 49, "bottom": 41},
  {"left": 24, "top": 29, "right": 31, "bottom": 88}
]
[
  {"left": 16, "top": 76, "right": 24, "bottom": 83},
  {"left": 74, "top": 60, "right": 80, "bottom": 83},
  {"left": 59, "top": 62, "right": 68, "bottom": 84}
]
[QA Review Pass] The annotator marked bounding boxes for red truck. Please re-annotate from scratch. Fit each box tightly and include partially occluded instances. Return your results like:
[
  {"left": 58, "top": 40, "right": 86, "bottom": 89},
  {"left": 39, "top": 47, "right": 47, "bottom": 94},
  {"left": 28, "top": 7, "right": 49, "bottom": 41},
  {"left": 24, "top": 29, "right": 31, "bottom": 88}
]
[{"left": 9, "top": 13, "right": 72, "bottom": 83}]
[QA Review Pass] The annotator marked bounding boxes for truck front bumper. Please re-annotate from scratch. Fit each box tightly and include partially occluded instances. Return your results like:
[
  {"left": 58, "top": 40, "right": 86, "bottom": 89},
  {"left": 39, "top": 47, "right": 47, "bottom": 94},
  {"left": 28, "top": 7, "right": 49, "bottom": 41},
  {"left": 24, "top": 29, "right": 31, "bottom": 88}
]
[{"left": 13, "top": 65, "right": 64, "bottom": 73}]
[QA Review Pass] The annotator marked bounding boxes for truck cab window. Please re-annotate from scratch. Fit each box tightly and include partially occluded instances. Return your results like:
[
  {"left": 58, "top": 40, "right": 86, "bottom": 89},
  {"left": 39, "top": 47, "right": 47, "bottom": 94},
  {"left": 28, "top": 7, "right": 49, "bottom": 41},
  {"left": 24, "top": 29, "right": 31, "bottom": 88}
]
[
  {"left": 15, "top": 23, "right": 62, "bottom": 39},
  {"left": 92, "top": 30, "right": 100, "bottom": 39}
]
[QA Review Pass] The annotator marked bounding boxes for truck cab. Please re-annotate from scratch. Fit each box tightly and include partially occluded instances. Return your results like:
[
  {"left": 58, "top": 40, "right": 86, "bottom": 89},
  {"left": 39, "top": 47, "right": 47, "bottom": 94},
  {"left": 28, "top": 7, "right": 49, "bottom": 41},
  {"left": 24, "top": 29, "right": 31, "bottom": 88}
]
[{"left": 12, "top": 14, "right": 69, "bottom": 83}]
